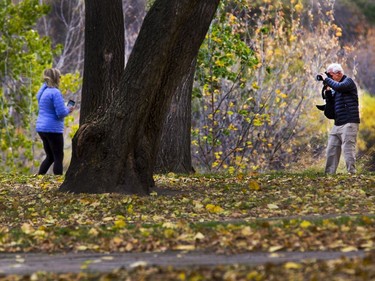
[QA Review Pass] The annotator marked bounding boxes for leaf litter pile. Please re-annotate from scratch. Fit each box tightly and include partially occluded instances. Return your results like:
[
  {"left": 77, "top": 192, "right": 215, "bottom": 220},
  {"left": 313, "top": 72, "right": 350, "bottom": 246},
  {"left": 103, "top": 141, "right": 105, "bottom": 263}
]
[{"left": 0, "top": 172, "right": 374, "bottom": 280}]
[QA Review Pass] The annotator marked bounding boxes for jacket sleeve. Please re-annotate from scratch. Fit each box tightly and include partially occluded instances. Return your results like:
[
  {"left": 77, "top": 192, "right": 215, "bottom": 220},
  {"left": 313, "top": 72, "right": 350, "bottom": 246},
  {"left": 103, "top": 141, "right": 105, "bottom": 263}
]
[
  {"left": 52, "top": 90, "right": 70, "bottom": 119},
  {"left": 324, "top": 77, "right": 357, "bottom": 94}
]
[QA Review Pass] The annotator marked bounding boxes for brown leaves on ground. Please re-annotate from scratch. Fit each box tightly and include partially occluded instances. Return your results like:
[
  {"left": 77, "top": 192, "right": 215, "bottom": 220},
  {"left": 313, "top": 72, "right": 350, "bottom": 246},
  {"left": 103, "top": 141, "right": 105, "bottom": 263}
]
[{"left": 0, "top": 172, "right": 373, "bottom": 255}]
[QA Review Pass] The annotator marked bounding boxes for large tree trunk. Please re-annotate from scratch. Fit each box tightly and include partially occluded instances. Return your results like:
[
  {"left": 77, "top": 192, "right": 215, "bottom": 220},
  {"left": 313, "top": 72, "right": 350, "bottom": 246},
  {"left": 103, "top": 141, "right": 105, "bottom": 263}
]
[
  {"left": 60, "top": 0, "right": 219, "bottom": 195},
  {"left": 79, "top": 0, "right": 125, "bottom": 125},
  {"left": 154, "top": 58, "right": 196, "bottom": 174},
  {"left": 123, "top": 0, "right": 195, "bottom": 175}
]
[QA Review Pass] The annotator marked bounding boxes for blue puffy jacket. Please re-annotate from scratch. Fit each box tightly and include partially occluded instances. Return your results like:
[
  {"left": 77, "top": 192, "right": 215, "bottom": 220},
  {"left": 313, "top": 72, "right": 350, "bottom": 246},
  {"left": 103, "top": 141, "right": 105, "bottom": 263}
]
[
  {"left": 36, "top": 83, "right": 70, "bottom": 133},
  {"left": 324, "top": 75, "right": 360, "bottom": 126}
]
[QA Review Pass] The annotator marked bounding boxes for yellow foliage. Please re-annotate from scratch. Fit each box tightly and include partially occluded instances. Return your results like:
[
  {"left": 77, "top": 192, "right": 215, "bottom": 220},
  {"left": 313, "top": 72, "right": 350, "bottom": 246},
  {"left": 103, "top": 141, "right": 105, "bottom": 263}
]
[
  {"left": 252, "top": 82, "right": 259, "bottom": 90},
  {"left": 358, "top": 92, "right": 375, "bottom": 151},
  {"left": 248, "top": 180, "right": 261, "bottom": 191},
  {"left": 300, "top": 220, "right": 312, "bottom": 228},
  {"left": 294, "top": 2, "right": 303, "bottom": 13},
  {"left": 114, "top": 219, "right": 126, "bottom": 228},
  {"left": 205, "top": 204, "right": 224, "bottom": 213}
]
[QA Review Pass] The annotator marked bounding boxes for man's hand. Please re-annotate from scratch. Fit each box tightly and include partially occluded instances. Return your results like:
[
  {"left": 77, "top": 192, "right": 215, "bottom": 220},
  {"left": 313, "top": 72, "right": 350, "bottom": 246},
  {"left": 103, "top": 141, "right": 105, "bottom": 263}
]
[{"left": 320, "top": 72, "right": 328, "bottom": 80}]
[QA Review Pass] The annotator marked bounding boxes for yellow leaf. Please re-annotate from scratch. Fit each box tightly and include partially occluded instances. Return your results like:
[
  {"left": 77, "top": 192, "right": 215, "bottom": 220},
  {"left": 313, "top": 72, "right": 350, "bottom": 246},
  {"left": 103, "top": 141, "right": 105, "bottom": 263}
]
[
  {"left": 162, "top": 222, "right": 177, "bottom": 229},
  {"left": 33, "top": 230, "right": 46, "bottom": 238},
  {"left": 267, "top": 204, "right": 279, "bottom": 209},
  {"left": 284, "top": 262, "right": 301, "bottom": 269},
  {"left": 248, "top": 180, "right": 261, "bottom": 191},
  {"left": 21, "top": 223, "right": 34, "bottom": 234},
  {"left": 174, "top": 245, "right": 195, "bottom": 251},
  {"left": 246, "top": 271, "right": 262, "bottom": 279},
  {"left": 295, "top": 3, "right": 303, "bottom": 13},
  {"left": 101, "top": 256, "right": 114, "bottom": 261},
  {"left": 127, "top": 204, "right": 134, "bottom": 214},
  {"left": 88, "top": 228, "right": 99, "bottom": 237},
  {"left": 164, "top": 229, "right": 175, "bottom": 238},
  {"left": 241, "top": 226, "right": 252, "bottom": 236},
  {"left": 129, "top": 261, "right": 148, "bottom": 268},
  {"left": 215, "top": 60, "right": 225, "bottom": 67},
  {"left": 194, "top": 201, "right": 204, "bottom": 211},
  {"left": 77, "top": 245, "right": 87, "bottom": 251},
  {"left": 341, "top": 246, "right": 358, "bottom": 252},
  {"left": 112, "top": 237, "right": 124, "bottom": 245},
  {"left": 213, "top": 205, "right": 224, "bottom": 213},
  {"left": 178, "top": 272, "right": 186, "bottom": 281},
  {"left": 114, "top": 220, "right": 126, "bottom": 228},
  {"left": 269, "top": 245, "right": 284, "bottom": 252},
  {"left": 205, "top": 204, "right": 218, "bottom": 213},
  {"left": 360, "top": 241, "right": 374, "bottom": 249},
  {"left": 361, "top": 216, "right": 373, "bottom": 225},
  {"left": 300, "top": 220, "right": 312, "bottom": 228},
  {"left": 194, "top": 232, "right": 205, "bottom": 240}
]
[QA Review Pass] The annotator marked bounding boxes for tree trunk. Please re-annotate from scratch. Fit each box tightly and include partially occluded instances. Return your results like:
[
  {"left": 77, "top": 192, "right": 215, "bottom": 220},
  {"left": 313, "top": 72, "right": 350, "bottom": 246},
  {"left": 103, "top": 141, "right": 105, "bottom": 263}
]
[
  {"left": 123, "top": 0, "right": 195, "bottom": 175},
  {"left": 60, "top": 0, "right": 219, "bottom": 195},
  {"left": 154, "top": 58, "right": 196, "bottom": 174},
  {"left": 79, "top": 0, "right": 125, "bottom": 125}
]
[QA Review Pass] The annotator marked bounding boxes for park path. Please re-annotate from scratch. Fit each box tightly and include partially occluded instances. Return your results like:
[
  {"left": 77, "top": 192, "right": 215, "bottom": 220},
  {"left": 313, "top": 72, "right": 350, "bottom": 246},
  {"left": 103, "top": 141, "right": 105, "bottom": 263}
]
[{"left": 0, "top": 250, "right": 366, "bottom": 275}]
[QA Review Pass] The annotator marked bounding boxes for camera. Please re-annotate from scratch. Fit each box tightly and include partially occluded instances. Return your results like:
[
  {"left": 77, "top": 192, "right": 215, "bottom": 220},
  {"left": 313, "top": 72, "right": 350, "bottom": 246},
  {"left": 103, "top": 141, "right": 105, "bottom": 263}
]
[{"left": 316, "top": 72, "right": 332, "bottom": 81}]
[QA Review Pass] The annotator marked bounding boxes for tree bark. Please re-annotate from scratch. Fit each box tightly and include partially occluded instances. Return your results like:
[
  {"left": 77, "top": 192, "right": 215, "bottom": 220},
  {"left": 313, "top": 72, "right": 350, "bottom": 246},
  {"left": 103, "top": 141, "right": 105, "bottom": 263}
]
[
  {"left": 60, "top": 0, "right": 219, "bottom": 195},
  {"left": 79, "top": 0, "right": 125, "bottom": 125},
  {"left": 154, "top": 58, "right": 196, "bottom": 174}
]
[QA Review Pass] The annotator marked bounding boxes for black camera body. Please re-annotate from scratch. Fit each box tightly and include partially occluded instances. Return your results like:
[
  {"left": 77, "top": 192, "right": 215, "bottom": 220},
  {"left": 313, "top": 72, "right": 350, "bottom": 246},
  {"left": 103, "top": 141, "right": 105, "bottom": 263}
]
[
  {"left": 315, "top": 72, "right": 335, "bottom": 119},
  {"left": 316, "top": 72, "right": 332, "bottom": 81}
]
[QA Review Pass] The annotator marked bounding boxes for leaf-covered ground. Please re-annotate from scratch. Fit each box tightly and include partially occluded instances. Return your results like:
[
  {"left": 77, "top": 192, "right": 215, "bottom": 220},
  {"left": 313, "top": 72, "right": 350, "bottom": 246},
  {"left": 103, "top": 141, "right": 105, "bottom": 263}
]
[{"left": 0, "top": 172, "right": 374, "bottom": 280}]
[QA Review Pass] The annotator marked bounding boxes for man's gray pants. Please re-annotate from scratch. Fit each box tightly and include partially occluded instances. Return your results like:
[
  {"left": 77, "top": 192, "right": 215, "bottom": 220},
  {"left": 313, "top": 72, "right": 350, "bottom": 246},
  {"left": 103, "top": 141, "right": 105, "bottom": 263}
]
[{"left": 325, "top": 123, "right": 359, "bottom": 174}]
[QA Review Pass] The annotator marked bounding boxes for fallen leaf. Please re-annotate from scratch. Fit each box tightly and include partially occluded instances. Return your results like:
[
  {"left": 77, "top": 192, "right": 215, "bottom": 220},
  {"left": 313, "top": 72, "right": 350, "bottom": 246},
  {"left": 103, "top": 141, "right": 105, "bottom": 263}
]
[
  {"left": 284, "top": 262, "right": 301, "bottom": 269},
  {"left": 267, "top": 204, "right": 279, "bottom": 209}
]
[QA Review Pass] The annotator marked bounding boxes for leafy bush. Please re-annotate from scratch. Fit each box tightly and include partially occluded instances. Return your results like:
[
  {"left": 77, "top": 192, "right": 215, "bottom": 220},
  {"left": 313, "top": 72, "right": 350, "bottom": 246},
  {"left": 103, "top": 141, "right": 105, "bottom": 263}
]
[{"left": 192, "top": 0, "right": 347, "bottom": 173}]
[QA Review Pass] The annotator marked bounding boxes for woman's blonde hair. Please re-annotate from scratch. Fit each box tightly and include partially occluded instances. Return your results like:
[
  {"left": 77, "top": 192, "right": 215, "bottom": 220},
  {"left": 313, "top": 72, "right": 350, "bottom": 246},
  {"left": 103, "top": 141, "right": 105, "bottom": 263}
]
[{"left": 44, "top": 68, "right": 61, "bottom": 88}]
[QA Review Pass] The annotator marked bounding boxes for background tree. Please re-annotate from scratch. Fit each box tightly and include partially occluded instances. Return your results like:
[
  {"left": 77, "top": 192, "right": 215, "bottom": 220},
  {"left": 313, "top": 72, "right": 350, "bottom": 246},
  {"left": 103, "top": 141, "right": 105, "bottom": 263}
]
[
  {"left": 192, "top": 0, "right": 346, "bottom": 173},
  {"left": 1, "top": 0, "right": 374, "bottom": 175},
  {"left": 60, "top": 0, "right": 220, "bottom": 195},
  {"left": 0, "top": 0, "right": 55, "bottom": 172},
  {"left": 38, "top": 0, "right": 85, "bottom": 75},
  {"left": 124, "top": 0, "right": 146, "bottom": 63}
]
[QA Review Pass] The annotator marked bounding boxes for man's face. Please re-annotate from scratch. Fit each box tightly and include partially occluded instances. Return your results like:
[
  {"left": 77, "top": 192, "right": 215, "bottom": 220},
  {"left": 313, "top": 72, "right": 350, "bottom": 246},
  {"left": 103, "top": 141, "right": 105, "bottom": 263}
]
[{"left": 327, "top": 71, "right": 343, "bottom": 82}]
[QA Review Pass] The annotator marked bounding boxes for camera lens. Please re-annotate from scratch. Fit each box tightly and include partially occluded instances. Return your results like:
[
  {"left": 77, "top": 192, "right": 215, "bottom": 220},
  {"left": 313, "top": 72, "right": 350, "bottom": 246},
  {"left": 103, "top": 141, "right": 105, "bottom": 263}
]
[{"left": 316, "top": 75, "right": 323, "bottom": 81}]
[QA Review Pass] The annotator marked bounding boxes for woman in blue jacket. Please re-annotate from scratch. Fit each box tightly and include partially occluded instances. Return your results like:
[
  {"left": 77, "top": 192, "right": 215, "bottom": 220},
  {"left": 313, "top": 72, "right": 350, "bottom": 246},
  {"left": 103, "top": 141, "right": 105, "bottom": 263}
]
[{"left": 36, "top": 68, "right": 74, "bottom": 175}]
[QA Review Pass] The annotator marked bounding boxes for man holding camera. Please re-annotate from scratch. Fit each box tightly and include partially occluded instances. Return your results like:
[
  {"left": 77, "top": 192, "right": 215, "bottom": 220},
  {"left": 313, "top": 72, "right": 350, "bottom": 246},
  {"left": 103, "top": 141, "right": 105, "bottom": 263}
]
[{"left": 319, "top": 63, "right": 360, "bottom": 174}]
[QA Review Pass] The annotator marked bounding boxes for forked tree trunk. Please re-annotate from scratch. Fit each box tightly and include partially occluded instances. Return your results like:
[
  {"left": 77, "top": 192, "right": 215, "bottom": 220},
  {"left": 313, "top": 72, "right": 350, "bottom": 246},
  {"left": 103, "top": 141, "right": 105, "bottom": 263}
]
[{"left": 60, "top": 0, "right": 219, "bottom": 195}]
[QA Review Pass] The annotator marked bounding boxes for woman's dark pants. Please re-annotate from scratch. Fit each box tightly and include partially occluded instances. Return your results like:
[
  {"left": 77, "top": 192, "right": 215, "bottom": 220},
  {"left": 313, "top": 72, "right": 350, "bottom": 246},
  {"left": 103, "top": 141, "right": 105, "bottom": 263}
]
[{"left": 37, "top": 132, "right": 64, "bottom": 175}]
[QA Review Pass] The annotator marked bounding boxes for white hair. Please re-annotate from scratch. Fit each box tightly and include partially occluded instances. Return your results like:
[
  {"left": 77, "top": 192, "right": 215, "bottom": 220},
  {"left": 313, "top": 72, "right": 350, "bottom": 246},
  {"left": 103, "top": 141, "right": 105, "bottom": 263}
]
[{"left": 326, "top": 63, "right": 344, "bottom": 74}]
